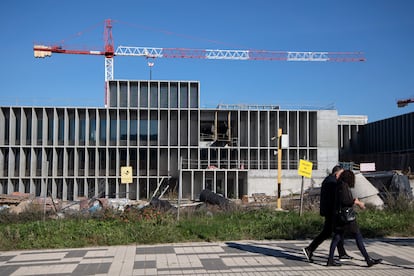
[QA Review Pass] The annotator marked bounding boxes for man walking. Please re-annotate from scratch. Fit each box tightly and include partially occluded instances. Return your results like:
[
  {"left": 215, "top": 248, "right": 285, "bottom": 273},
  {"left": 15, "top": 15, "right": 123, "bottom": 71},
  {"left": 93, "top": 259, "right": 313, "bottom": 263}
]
[{"left": 302, "top": 165, "right": 352, "bottom": 262}]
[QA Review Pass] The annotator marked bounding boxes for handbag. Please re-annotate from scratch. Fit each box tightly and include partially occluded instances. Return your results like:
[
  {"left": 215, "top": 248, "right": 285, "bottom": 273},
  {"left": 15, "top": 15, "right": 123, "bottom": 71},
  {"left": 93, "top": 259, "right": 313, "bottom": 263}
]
[
  {"left": 336, "top": 181, "right": 356, "bottom": 223},
  {"left": 339, "top": 207, "right": 356, "bottom": 223}
]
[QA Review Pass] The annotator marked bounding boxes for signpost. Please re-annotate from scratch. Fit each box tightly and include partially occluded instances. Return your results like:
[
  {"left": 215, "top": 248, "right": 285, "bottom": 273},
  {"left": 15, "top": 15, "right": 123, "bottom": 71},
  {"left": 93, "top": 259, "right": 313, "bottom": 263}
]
[{"left": 298, "top": 159, "right": 313, "bottom": 216}]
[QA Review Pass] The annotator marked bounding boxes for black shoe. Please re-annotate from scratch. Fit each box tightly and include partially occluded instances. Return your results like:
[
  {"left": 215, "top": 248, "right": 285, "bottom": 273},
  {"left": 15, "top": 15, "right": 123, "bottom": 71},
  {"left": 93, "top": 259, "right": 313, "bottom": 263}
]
[
  {"left": 339, "top": 254, "right": 353, "bottom": 261},
  {"left": 327, "top": 260, "right": 342, "bottom": 266},
  {"left": 367, "top": 258, "right": 383, "bottom": 267},
  {"left": 302, "top": 247, "right": 313, "bottom": 262}
]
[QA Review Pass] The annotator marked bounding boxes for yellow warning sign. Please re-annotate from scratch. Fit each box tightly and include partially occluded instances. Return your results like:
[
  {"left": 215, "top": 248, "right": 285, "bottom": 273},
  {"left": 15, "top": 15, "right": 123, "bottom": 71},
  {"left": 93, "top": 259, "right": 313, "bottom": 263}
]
[
  {"left": 121, "top": 166, "right": 133, "bottom": 184},
  {"left": 298, "top": 159, "right": 313, "bottom": 178}
]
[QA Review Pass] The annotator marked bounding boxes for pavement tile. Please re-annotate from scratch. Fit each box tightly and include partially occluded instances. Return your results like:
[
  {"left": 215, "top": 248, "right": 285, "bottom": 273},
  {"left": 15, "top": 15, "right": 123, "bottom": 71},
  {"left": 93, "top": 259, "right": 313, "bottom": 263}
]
[{"left": 1, "top": 238, "right": 414, "bottom": 275}]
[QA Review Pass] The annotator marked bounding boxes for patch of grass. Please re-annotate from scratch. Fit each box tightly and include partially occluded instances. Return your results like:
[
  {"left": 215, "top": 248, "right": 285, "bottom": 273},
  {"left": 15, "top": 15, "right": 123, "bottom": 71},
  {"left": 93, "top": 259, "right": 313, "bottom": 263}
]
[{"left": 0, "top": 203, "right": 413, "bottom": 251}]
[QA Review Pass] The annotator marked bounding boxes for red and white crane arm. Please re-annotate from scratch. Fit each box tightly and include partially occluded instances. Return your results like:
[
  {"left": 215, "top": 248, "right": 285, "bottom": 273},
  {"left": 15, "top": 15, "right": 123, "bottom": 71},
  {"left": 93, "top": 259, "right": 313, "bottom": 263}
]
[
  {"left": 34, "top": 44, "right": 365, "bottom": 81},
  {"left": 33, "top": 19, "right": 366, "bottom": 106}
]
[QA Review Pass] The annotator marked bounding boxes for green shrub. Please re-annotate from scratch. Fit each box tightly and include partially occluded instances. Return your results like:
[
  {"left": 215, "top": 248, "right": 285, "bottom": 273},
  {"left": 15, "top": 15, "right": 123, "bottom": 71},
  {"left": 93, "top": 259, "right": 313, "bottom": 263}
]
[{"left": 0, "top": 204, "right": 413, "bottom": 251}]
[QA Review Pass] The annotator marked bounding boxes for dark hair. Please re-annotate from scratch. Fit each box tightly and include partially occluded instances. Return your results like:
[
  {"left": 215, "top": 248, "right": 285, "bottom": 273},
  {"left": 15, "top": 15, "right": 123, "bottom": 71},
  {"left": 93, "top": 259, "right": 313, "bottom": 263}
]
[
  {"left": 339, "top": 170, "right": 355, "bottom": 188},
  {"left": 331, "top": 165, "right": 342, "bottom": 174}
]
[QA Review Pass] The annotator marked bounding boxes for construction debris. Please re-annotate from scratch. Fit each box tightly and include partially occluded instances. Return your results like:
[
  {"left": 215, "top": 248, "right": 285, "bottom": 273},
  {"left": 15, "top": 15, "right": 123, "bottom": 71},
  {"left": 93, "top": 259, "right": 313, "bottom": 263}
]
[
  {"left": 199, "top": 189, "right": 233, "bottom": 210},
  {"left": 1, "top": 173, "right": 412, "bottom": 219},
  {"left": 0, "top": 193, "right": 32, "bottom": 205}
]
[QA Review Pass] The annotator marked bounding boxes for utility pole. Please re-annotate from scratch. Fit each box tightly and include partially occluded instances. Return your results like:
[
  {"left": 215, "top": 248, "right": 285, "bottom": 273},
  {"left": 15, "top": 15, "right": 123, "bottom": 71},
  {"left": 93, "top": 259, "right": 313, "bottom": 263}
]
[{"left": 148, "top": 61, "right": 154, "bottom": 80}]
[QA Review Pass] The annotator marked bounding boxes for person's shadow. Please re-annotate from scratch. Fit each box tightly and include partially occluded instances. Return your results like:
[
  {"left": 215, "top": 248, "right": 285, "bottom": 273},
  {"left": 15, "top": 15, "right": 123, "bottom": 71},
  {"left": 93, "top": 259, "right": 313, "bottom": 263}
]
[
  {"left": 225, "top": 240, "right": 414, "bottom": 270},
  {"left": 225, "top": 242, "right": 306, "bottom": 263}
]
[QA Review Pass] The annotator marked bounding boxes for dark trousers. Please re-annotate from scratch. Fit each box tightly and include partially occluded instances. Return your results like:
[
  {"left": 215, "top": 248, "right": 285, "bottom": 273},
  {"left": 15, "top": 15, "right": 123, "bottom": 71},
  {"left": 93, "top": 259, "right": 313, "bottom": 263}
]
[
  {"left": 308, "top": 216, "right": 347, "bottom": 255},
  {"left": 329, "top": 221, "right": 370, "bottom": 261}
]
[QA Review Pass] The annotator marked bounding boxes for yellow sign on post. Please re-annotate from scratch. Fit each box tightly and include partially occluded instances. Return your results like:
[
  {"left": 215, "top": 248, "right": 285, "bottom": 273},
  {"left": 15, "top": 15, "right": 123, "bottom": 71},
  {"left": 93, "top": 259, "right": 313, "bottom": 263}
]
[
  {"left": 121, "top": 166, "right": 133, "bottom": 184},
  {"left": 298, "top": 159, "right": 313, "bottom": 178}
]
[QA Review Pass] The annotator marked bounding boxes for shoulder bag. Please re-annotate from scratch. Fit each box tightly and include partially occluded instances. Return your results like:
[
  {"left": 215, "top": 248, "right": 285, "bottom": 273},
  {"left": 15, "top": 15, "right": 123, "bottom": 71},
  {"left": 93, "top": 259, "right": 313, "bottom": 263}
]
[{"left": 338, "top": 206, "right": 356, "bottom": 223}]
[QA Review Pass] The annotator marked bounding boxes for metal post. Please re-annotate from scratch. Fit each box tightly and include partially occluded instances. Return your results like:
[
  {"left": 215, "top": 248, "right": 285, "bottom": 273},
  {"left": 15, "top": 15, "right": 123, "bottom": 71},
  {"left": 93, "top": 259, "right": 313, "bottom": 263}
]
[
  {"left": 177, "top": 157, "right": 182, "bottom": 220},
  {"left": 299, "top": 176, "right": 304, "bottom": 216},
  {"left": 299, "top": 155, "right": 306, "bottom": 216},
  {"left": 277, "top": 128, "right": 282, "bottom": 210},
  {"left": 43, "top": 160, "right": 49, "bottom": 222}
]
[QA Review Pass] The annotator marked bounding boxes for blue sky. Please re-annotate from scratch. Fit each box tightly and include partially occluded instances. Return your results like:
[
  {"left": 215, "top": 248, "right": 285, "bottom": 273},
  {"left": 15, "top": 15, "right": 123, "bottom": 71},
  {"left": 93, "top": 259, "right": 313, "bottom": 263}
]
[{"left": 1, "top": 0, "right": 413, "bottom": 122}]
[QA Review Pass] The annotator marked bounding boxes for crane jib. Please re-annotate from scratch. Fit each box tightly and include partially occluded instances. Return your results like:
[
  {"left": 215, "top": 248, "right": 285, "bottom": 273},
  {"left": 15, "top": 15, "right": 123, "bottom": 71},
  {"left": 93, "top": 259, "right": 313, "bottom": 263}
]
[{"left": 113, "top": 46, "right": 364, "bottom": 61}]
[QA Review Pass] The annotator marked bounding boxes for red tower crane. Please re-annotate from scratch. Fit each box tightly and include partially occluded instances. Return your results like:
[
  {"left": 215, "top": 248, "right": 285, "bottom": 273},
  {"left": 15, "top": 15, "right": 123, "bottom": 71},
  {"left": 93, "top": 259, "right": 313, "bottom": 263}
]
[
  {"left": 397, "top": 98, "right": 414, "bottom": 108},
  {"left": 33, "top": 19, "right": 366, "bottom": 105}
]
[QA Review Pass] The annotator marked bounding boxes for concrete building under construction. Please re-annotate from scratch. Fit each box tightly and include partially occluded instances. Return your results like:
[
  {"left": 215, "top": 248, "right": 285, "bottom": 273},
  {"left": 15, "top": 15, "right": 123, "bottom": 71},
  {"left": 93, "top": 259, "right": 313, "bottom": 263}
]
[{"left": 0, "top": 80, "right": 367, "bottom": 201}]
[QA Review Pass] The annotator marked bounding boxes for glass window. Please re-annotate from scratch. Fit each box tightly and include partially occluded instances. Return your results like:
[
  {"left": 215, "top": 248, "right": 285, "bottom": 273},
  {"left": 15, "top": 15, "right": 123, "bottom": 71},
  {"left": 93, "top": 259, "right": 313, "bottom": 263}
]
[
  {"left": 150, "top": 82, "right": 158, "bottom": 108},
  {"left": 139, "top": 110, "right": 148, "bottom": 145},
  {"left": 15, "top": 114, "right": 21, "bottom": 145},
  {"left": 47, "top": 112, "right": 53, "bottom": 144},
  {"left": 88, "top": 148, "right": 95, "bottom": 172},
  {"left": 130, "top": 119, "right": 137, "bottom": 141},
  {"left": 149, "top": 149, "right": 157, "bottom": 170},
  {"left": 109, "top": 149, "right": 116, "bottom": 175},
  {"left": 58, "top": 116, "right": 64, "bottom": 144},
  {"left": 99, "top": 119, "right": 106, "bottom": 144},
  {"left": 4, "top": 109, "right": 10, "bottom": 143},
  {"left": 140, "top": 82, "right": 148, "bottom": 107},
  {"left": 110, "top": 119, "right": 117, "bottom": 143},
  {"left": 190, "top": 82, "right": 198, "bottom": 108},
  {"left": 170, "top": 82, "right": 178, "bottom": 108},
  {"left": 130, "top": 149, "right": 137, "bottom": 174},
  {"left": 120, "top": 149, "right": 127, "bottom": 167},
  {"left": 180, "top": 82, "right": 188, "bottom": 108},
  {"left": 140, "top": 119, "right": 148, "bottom": 142},
  {"left": 58, "top": 118, "right": 64, "bottom": 143},
  {"left": 79, "top": 110, "right": 86, "bottom": 144},
  {"left": 160, "top": 82, "right": 168, "bottom": 108},
  {"left": 150, "top": 111, "right": 158, "bottom": 144},
  {"left": 13, "top": 148, "right": 19, "bottom": 175},
  {"left": 90, "top": 119, "right": 96, "bottom": 142},
  {"left": 34, "top": 148, "right": 41, "bottom": 176},
  {"left": 130, "top": 110, "right": 138, "bottom": 144},
  {"left": 120, "top": 119, "right": 127, "bottom": 141},
  {"left": 98, "top": 148, "right": 106, "bottom": 175},
  {"left": 79, "top": 118, "right": 86, "bottom": 144},
  {"left": 150, "top": 119, "right": 158, "bottom": 142},
  {"left": 25, "top": 110, "right": 32, "bottom": 143},
  {"left": 2, "top": 149, "right": 9, "bottom": 177},
  {"left": 120, "top": 81, "right": 128, "bottom": 107},
  {"left": 139, "top": 148, "right": 147, "bottom": 173},
  {"left": 67, "top": 148, "right": 74, "bottom": 176},
  {"left": 57, "top": 148, "right": 63, "bottom": 176},
  {"left": 14, "top": 109, "right": 21, "bottom": 143},
  {"left": 109, "top": 81, "right": 118, "bottom": 107},
  {"left": 68, "top": 110, "right": 75, "bottom": 144},
  {"left": 130, "top": 82, "right": 138, "bottom": 107},
  {"left": 37, "top": 118, "right": 42, "bottom": 142}
]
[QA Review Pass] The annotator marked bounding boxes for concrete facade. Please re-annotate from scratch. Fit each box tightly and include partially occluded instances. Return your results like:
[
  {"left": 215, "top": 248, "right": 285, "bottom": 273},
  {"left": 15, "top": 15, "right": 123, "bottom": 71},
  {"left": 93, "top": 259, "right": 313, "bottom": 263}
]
[{"left": 0, "top": 80, "right": 345, "bottom": 201}]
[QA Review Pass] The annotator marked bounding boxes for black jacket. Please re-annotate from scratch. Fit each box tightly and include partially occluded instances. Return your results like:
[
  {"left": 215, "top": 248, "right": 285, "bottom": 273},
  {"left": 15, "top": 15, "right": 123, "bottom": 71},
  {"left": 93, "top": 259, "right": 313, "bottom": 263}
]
[
  {"left": 334, "top": 180, "right": 358, "bottom": 232},
  {"left": 336, "top": 181, "right": 355, "bottom": 210},
  {"left": 319, "top": 174, "right": 338, "bottom": 217}
]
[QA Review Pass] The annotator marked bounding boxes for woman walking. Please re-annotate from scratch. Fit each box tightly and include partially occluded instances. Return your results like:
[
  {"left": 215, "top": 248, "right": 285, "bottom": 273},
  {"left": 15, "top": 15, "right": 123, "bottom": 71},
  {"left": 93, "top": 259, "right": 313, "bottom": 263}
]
[{"left": 327, "top": 170, "right": 383, "bottom": 267}]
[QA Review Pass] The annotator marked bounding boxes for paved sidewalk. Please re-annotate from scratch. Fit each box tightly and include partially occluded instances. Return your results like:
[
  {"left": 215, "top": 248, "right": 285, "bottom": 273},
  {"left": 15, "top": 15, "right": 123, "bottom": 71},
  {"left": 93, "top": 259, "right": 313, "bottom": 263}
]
[{"left": 1, "top": 238, "right": 413, "bottom": 275}]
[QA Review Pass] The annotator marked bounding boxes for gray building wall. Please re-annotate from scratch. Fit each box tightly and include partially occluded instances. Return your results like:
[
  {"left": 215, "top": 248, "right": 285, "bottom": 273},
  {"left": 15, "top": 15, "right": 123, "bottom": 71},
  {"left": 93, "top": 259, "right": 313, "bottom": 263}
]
[
  {"left": 0, "top": 80, "right": 340, "bottom": 201},
  {"left": 339, "top": 112, "right": 414, "bottom": 171}
]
